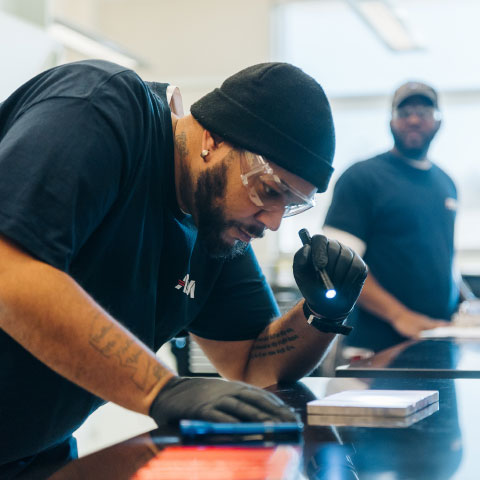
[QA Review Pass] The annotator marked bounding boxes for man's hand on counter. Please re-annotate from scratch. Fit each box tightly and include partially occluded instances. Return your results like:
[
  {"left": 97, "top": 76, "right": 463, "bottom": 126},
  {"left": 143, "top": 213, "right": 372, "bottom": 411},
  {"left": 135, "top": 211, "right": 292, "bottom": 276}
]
[
  {"left": 149, "top": 376, "right": 299, "bottom": 425},
  {"left": 390, "top": 310, "right": 450, "bottom": 338}
]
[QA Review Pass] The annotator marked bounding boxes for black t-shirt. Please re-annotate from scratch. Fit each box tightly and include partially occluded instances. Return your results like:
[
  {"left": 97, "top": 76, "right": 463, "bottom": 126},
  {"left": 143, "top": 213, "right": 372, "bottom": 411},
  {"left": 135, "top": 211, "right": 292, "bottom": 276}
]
[
  {"left": 324, "top": 152, "right": 459, "bottom": 351},
  {"left": 0, "top": 60, "right": 279, "bottom": 464}
]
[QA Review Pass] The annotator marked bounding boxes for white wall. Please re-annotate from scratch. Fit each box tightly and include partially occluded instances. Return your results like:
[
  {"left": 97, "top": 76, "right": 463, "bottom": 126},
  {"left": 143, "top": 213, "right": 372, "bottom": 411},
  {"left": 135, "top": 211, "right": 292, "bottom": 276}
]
[
  {"left": 0, "top": 8, "right": 60, "bottom": 100},
  {"left": 51, "top": 0, "right": 273, "bottom": 108}
]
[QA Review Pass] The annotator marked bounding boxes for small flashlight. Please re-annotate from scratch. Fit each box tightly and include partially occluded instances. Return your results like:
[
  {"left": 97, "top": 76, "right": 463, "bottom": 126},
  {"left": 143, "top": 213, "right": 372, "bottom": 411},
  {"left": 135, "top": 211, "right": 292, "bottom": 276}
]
[{"left": 298, "top": 228, "right": 337, "bottom": 299}]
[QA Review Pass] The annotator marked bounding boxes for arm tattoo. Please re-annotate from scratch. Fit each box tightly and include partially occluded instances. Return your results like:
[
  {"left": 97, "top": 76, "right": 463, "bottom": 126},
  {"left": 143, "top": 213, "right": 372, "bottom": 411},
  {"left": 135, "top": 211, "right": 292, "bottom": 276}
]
[
  {"left": 89, "top": 313, "right": 167, "bottom": 391},
  {"left": 250, "top": 328, "right": 299, "bottom": 359}
]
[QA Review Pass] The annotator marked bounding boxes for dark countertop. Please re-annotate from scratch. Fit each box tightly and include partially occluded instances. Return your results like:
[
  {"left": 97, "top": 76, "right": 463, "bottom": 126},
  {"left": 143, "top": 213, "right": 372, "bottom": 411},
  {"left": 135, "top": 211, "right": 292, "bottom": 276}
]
[
  {"left": 48, "top": 375, "right": 480, "bottom": 480},
  {"left": 336, "top": 338, "right": 480, "bottom": 378}
]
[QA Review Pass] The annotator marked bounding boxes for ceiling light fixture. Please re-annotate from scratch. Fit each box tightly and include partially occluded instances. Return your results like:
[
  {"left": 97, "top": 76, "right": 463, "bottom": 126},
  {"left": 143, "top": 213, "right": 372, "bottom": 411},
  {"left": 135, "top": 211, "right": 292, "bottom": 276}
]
[
  {"left": 47, "top": 18, "right": 145, "bottom": 69},
  {"left": 347, "top": 0, "right": 421, "bottom": 51}
]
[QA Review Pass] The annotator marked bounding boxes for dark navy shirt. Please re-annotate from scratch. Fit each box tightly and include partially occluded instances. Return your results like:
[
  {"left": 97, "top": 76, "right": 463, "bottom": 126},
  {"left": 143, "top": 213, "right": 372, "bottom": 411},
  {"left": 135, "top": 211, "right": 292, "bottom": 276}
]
[
  {"left": 0, "top": 60, "right": 279, "bottom": 464},
  {"left": 324, "top": 151, "right": 459, "bottom": 351}
]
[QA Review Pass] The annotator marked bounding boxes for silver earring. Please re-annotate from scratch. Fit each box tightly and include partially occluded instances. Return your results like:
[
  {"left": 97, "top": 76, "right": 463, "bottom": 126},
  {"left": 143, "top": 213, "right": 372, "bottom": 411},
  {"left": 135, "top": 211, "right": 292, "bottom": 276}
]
[{"left": 200, "top": 149, "right": 209, "bottom": 159}]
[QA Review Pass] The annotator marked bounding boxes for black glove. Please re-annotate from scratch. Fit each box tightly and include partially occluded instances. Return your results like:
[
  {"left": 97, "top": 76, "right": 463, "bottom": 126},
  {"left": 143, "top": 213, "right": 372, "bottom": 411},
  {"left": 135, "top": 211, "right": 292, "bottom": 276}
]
[
  {"left": 150, "top": 376, "right": 300, "bottom": 425},
  {"left": 293, "top": 234, "right": 367, "bottom": 323}
]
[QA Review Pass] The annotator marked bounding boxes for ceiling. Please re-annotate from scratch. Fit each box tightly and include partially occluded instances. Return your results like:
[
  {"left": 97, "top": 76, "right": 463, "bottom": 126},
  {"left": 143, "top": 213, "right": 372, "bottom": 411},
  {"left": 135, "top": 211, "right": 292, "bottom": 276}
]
[
  {"left": 273, "top": 0, "right": 480, "bottom": 97},
  {"left": 3, "top": 0, "right": 480, "bottom": 100}
]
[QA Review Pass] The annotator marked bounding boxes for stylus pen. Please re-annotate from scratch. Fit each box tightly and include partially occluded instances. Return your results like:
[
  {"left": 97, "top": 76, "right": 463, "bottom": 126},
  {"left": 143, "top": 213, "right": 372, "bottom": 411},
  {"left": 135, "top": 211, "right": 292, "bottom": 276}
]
[
  {"left": 180, "top": 420, "right": 303, "bottom": 437},
  {"left": 298, "top": 228, "right": 336, "bottom": 299}
]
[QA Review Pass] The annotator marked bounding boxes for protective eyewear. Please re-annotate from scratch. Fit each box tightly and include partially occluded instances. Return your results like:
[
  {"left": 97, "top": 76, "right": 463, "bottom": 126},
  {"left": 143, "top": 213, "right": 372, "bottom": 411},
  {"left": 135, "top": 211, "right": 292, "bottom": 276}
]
[
  {"left": 240, "top": 152, "right": 316, "bottom": 217},
  {"left": 393, "top": 105, "right": 442, "bottom": 121}
]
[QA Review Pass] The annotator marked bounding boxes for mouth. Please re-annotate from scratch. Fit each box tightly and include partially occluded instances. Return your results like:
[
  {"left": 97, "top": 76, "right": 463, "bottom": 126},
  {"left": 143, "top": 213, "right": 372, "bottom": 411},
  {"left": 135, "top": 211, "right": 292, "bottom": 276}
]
[
  {"left": 235, "top": 226, "right": 258, "bottom": 243},
  {"left": 403, "top": 131, "right": 425, "bottom": 146},
  {"left": 237, "top": 227, "right": 254, "bottom": 243},
  {"left": 405, "top": 130, "right": 422, "bottom": 139}
]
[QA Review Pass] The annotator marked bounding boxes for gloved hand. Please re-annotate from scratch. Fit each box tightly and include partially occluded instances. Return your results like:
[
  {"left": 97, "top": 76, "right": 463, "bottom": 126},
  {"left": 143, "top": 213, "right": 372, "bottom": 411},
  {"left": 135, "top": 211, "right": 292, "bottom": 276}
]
[
  {"left": 293, "top": 234, "right": 367, "bottom": 322},
  {"left": 150, "top": 376, "right": 300, "bottom": 425}
]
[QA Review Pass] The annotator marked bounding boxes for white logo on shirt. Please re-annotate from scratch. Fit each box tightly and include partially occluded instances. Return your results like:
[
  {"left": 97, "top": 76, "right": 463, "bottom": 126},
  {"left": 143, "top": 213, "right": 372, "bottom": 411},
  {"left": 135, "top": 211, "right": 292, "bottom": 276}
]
[
  {"left": 445, "top": 197, "right": 457, "bottom": 211},
  {"left": 175, "top": 274, "right": 196, "bottom": 299}
]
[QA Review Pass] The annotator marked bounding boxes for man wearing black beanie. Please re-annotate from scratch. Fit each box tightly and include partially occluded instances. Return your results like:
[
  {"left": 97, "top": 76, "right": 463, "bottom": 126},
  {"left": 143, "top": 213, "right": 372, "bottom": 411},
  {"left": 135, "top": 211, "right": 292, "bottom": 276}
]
[{"left": 0, "top": 59, "right": 366, "bottom": 476}]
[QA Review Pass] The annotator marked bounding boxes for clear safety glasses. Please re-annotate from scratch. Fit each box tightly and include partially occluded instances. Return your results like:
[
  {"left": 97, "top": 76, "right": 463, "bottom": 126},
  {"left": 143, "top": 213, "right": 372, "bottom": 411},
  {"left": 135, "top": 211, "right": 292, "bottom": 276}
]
[
  {"left": 240, "top": 152, "right": 316, "bottom": 217},
  {"left": 393, "top": 105, "right": 442, "bottom": 121}
]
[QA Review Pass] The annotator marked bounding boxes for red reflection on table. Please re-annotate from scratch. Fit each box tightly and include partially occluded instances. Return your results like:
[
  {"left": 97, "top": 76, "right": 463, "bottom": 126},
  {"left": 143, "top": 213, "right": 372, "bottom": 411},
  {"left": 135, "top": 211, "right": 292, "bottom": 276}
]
[{"left": 131, "top": 445, "right": 299, "bottom": 480}]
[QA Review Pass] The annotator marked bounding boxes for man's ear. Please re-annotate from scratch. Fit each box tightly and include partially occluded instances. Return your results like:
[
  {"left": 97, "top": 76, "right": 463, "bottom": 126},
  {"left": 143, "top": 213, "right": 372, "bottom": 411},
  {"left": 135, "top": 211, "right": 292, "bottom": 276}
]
[
  {"left": 389, "top": 118, "right": 397, "bottom": 137},
  {"left": 202, "top": 130, "right": 225, "bottom": 150},
  {"left": 201, "top": 130, "right": 228, "bottom": 163}
]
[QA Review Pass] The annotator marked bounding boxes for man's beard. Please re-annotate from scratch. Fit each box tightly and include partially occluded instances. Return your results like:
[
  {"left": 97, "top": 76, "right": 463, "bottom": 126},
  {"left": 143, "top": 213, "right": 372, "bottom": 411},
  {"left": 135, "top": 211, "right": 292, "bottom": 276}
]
[
  {"left": 391, "top": 127, "right": 437, "bottom": 160},
  {"left": 180, "top": 158, "right": 263, "bottom": 259}
]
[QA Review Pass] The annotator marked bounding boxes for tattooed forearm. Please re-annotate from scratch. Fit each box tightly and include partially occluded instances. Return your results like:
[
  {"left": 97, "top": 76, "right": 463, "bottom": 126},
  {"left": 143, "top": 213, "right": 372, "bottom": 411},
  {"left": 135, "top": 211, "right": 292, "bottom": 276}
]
[
  {"left": 89, "top": 313, "right": 168, "bottom": 391},
  {"left": 89, "top": 323, "right": 113, "bottom": 344},
  {"left": 251, "top": 328, "right": 299, "bottom": 359}
]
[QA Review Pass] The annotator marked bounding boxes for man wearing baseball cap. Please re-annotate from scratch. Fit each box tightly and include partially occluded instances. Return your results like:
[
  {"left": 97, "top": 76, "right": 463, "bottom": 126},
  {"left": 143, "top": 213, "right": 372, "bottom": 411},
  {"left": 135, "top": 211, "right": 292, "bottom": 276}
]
[
  {"left": 0, "top": 60, "right": 367, "bottom": 476},
  {"left": 324, "top": 80, "right": 463, "bottom": 353}
]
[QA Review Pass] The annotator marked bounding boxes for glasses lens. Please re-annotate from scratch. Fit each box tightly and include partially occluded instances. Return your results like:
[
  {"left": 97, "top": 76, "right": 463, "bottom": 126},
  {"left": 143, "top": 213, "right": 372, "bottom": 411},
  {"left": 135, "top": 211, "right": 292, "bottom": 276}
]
[
  {"left": 394, "top": 105, "right": 438, "bottom": 120},
  {"left": 240, "top": 153, "right": 315, "bottom": 217},
  {"left": 283, "top": 201, "right": 315, "bottom": 217}
]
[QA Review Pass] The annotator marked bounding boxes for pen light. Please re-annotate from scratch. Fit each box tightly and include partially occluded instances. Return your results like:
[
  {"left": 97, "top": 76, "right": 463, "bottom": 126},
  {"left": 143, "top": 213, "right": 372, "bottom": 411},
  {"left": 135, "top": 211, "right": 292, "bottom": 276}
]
[
  {"left": 180, "top": 420, "right": 303, "bottom": 437},
  {"left": 298, "top": 228, "right": 337, "bottom": 299}
]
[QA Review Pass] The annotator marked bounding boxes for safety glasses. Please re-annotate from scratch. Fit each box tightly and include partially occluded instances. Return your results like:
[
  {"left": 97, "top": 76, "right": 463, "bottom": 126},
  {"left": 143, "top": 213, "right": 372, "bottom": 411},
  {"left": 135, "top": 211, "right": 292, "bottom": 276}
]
[
  {"left": 393, "top": 105, "right": 442, "bottom": 121},
  {"left": 240, "top": 152, "right": 316, "bottom": 217}
]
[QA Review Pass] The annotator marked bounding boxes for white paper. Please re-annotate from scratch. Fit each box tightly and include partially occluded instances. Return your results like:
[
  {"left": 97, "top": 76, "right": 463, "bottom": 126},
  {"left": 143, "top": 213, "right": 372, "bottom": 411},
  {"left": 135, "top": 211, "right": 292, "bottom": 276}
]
[{"left": 419, "top": 326, "right": 480, "bottom": 339}]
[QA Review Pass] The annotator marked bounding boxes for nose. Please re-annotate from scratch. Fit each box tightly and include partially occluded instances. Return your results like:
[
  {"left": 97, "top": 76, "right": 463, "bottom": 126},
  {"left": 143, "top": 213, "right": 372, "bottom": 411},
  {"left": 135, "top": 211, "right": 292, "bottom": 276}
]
[
  {"left": 255, "top": 208, "right": 284, "bottom": 231},
  {"left": 405, "top": 113, "right": 422, "bottom": 125}
]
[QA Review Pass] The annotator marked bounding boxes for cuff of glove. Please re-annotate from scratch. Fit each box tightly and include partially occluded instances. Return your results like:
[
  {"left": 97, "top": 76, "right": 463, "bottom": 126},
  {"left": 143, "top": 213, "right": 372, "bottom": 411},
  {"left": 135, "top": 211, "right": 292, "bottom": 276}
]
[
  {"left": 303, "top": 302, "right": 353, "bottom": 335},
  {"left": 149, "top": 376, "right": 183, "bottom": 419}
]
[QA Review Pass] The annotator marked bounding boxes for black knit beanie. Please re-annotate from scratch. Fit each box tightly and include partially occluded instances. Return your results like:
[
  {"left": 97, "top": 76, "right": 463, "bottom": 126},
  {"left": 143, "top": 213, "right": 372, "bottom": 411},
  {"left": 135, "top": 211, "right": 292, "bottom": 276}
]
[{"left": 190, "top": 63, "right": 335, "bottom": 192}]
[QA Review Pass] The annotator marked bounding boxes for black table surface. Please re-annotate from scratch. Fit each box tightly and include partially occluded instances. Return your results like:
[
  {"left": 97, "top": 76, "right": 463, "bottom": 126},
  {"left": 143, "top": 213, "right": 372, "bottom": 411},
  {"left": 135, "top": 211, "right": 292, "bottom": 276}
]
[
  {"left": 336, "top": 338, "right": 480, "bottom": 378},
  {"left": 48, "top": 376, "right": 480, "bottom": 480}
]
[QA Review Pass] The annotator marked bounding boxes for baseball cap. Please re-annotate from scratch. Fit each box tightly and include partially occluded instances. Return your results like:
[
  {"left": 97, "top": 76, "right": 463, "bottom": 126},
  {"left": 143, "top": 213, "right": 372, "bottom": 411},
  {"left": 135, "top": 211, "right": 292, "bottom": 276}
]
[{"left": 392, "top": 81, "right": 439, "bottom": 111}]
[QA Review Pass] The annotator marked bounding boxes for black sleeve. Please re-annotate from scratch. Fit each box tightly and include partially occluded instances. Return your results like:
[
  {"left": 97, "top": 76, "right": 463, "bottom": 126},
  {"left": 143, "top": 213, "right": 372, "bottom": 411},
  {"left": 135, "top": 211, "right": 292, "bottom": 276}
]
[
  {"left": 323, "top": 164, "right": 373, "bottom": 242},
  {"left": 188, "top": 246, "right": 281, "bottom": 341},
  {"left": 0, "top": 98, "right": 125, "bottom": 271}
]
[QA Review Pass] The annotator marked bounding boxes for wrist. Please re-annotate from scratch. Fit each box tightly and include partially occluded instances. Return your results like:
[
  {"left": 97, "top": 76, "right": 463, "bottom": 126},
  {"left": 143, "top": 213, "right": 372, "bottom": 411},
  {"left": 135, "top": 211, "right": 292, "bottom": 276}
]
[
  {"left": 304, "top": 301, "right": 347, "bottom": 323},
  {"left": 387, "top": 305, "right": 409, "bottom": 326},
  {"left": 302, "top": 301, "right": 352, "bottom": 335},
  {"left": 147, "top": 373, "right": 177, "bottom": 416}
]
